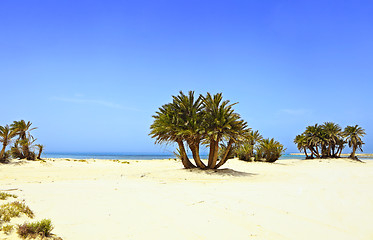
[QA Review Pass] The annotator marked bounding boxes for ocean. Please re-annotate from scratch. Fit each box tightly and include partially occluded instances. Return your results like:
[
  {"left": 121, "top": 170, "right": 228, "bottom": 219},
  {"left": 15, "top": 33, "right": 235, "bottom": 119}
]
[
  {"left": 42, "top": 152, "right": 310, "bottom": 160},
  {"left": 42, "top": 152, "right": 373, "bottom": 161}
]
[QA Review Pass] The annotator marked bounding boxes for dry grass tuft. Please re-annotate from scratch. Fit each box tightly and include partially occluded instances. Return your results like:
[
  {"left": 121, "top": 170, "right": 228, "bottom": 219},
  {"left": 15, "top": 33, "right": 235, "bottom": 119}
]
[
  {"left": 17, "top": 219, "right": 54, "bottom": 238},
  {"left": 0, "top": 201, "right": 34, "bottom": 222}
]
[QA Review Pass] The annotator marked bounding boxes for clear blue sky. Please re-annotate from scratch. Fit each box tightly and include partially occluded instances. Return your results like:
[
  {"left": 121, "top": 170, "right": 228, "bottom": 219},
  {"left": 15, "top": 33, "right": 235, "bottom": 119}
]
[{"left": 1, "top": 0, "right": 372, "bottom": 154}]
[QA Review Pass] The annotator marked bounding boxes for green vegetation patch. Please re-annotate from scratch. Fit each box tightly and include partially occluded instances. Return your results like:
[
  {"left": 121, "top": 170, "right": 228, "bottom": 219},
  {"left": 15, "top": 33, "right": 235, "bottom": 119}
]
[
  {"left": 1, "top": 224, "right": 14, "bottom": 234},
  {"left": 0, "top": 201, "right": 34, "bottom": 222},
  {"left": 1, "top": 120, "right": 44, "bottom": 161},
  {"left": 0, "top": 192, "right": 18, "bottom": 200},
  {"left": 112, "top": 160, "right": 130, "bottom": 164},
  {"left": 17, "top": 219, "right": 54, "bottom": 238},
  {"left": 74, "top": 159, "right": 88, "bottom": 163}
]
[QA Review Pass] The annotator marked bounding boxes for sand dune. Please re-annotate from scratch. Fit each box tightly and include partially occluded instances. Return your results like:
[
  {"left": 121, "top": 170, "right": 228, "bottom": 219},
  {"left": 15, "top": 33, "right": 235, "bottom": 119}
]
[{"left": 1, "top": 158, "right": 373, "bottom": 240}]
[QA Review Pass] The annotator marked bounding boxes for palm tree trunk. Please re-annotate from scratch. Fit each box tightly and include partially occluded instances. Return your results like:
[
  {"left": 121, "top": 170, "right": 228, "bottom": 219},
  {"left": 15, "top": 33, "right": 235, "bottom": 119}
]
[
  {"left": 350, "top": 145, "right": 357, "bottom": 159},
  {"left": 303, "top": 148, "right": 309, "bottom": 159},
  {"left": 208, "top": 139, "right": 219, "bottom": 169},
  {"left": 309, "top": 146, "right": 318, "bottom": 158},
  {"left": 215, "top": 138, "right": 234, "bottom": 169},
  {"left": 337, "top": 146, "right": 343, "bottom": 157},
  {"left": 0, "top": 144, "right": 6, "bottom": 160},
  {"left": 327, "top": 144, "right": 332, "bottom": 157},
  {"left": 187, "top": 141, "right": 206, "bottom": 169},
  {"left": 176, "top": 140, "right": 196, "bottom": 168},
  {"left": 314, "top": 145, "right": 320, "bottom": 158}
]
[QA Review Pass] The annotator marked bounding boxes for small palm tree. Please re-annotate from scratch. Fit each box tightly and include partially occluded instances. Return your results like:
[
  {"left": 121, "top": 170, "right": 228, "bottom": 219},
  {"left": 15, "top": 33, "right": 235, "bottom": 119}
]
[
  {"left": 10, "top": 120, "right": 37, "bottom": 159},
  {"left": 18, "top": 135, "right": 37, "bottom": 160},
  {"left": 0, "top": 125, "right": 17, "bottom": 162},
  {"left": 343, "top": 125, "right": 366, "bottom": 159},
  {"left": 294, "top": 134, "right": 310, "bottom": 159},
  {"left": 236, "top": 143, "right": 254, "bottom": 161},
  {"left": 257, "top": 138, "right": 285, "bottom": 163},
  {"left": 248, "top": 130, "right": 263, "bottom": 156}
]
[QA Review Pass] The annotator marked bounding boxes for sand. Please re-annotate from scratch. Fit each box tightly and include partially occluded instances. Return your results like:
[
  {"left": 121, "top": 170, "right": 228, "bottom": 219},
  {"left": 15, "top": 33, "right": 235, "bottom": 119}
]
[{"left": 1, "top": 158, "right": 373, "bottom": 240}]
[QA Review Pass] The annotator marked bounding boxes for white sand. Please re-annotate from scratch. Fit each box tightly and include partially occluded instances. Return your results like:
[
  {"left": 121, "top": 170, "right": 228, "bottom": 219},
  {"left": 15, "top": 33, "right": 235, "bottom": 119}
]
[{"left": 1, "top": 158, "right": 373, "bottom": 240}]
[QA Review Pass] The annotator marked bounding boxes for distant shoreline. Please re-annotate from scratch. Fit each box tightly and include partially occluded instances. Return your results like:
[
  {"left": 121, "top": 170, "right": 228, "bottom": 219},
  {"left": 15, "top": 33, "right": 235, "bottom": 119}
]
[{"left": 290, "top": 153, "right": 373, "bottom": 157}]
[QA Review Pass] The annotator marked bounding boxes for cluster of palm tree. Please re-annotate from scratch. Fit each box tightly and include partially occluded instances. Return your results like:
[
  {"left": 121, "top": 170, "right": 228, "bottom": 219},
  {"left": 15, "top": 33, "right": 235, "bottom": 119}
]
[
  {"left": 294, "top": 122, "right": 366, "bottom": 159},
  {"left": 222, "top": 130, "right": 285, "bottom": 163},
  {"left": 0, "top": 120, "right": 44, "bottom": 162},
  {"left": 150, "top": 91, "right": 286, "bottom": 169},
  {"left": 150, "top": 91, "right": 249, "bottom": 169}
]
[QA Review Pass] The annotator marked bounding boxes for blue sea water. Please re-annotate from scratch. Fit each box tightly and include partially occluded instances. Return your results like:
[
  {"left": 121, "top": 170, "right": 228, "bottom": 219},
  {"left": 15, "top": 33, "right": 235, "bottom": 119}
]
[{"left": 43, "top": 152, "right": 313, "bottom": 160}]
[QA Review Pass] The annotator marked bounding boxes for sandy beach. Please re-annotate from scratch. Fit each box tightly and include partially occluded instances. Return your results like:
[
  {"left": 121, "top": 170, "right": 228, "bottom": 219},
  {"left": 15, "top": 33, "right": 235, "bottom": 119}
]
[{"left": 1, "top": 158, "right": 373, "bottom": 240}]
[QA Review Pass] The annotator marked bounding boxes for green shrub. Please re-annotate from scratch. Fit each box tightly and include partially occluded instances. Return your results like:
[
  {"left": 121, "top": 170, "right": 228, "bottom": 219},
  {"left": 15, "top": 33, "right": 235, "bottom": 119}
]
[
  {"left": 236, "top": 143, "right": 254, "bottom": 161},
  {"left": 10, "top": 146, "right": 23, "bottom": 159},
  {"left": 0, "top": 192, "right": 18, "bottom": 200},
  {"left": 0, "top": 201, "right": 34, "bottom": 222},
  {"left": 1, "top": 224, "right": 14, "bottom": 234},
  {"left": 0, "top": 151, "right": 11, "bottom": 163},
  {"left": 256, "top": 138, "right": 285, "bottom": 163},
  {"left": 74, "top": 159, "right": 87, "bottom": 163},
  {"left": 17, "top": 219, "right": 54, "bottom": 238}
]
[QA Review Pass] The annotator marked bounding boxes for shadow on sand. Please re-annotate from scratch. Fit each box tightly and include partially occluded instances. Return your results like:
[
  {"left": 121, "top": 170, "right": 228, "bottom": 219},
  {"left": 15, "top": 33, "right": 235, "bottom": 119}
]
[
  {"left": 1, "top": 159, "right": 29, "bottom": 166},
  {"left": 186, "top": 168, "right": 257, "bottom": 177}
]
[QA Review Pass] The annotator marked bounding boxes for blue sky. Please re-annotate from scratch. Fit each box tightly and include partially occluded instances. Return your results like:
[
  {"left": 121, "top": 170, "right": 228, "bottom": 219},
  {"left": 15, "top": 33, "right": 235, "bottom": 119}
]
[{"left": 1, "top": 0, "right": 372, "bottom": 154}]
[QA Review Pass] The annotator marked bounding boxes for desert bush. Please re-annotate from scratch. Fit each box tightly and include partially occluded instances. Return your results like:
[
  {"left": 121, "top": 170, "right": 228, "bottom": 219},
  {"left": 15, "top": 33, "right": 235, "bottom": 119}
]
[
  {"left": 257, "top": 138, "right": 285, "bottom": 163},
  {"left": 1, "top": 224, "right": 14, "bottom": 234},
  {"left": 1, "top": 224, "right": 13, "bottom": 233},
  {"left": 17, "top": 219, "right": 54, "bottom": 238},
  {"left": 236, "top": 143, "right": 254, "bottom": 161},
  {"left": 10, "top": 146, "right": 23, "bottom": 159},
  {"left": 0, "top": 151, "right": 11, "bottom": 163},
  {"left": 0, "top": 192, "right": 18, "bottom": 200},
  {"left": 0, "top": 201, "right": 34, "bottom": 222}
]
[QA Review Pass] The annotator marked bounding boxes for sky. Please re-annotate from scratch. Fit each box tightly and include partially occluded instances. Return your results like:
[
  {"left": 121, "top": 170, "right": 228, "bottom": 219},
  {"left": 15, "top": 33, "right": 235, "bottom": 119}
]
[{"left": 1, "top": 0, "right": 372, "bottom": 154}]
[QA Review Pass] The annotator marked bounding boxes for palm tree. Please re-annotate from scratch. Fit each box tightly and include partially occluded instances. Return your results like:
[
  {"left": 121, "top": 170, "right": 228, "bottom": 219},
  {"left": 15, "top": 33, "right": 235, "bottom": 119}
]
[
  {"left": 150, "top": 91, "right": 249, "bottom": 169},
  {"left": 294, "top": 134, "right": 310, "bottom": 159},
  {"left": 236, "top": 142, "right": 254, "bottom": 161},
  {"left": 0, "top": 125, "right": 17, "bottom": 161},
  {"left": 201, "top": 93, "right": 249, "bottom": 169},
  {"left": 10, "top": 120, "right": 37, "bottom": 141},
  {"left": 150, "top": 102, "right": 196, "bottom": 169},
  {"left": 304, "top": 124, "right": 322, "bottom": 158},
  {"left": 335, "top": 137, "right": 346, "bottom": 157},
  {"left": 343, "top": 125, "right": 366, "bottom": 159},
  {"left": 322, "top": 122, "right": 342, "bottom": 157},
  {"left": 248, "top": 130, "right": 263, "bottom": 156},
  {"left": 257, "top": 138, "right": 285, "bottom": 163},
  {"left": 10, "top": 120, "right": 37, "bottom": 159},
  {"left": 35, "top": 144, "right": 44, "bottom": 159},
  {"left": 170, "top": 91, "right": 206, "bottom": 168},
  {"left": 18, "top": 134, "right": 37, "bottom": 160}
]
